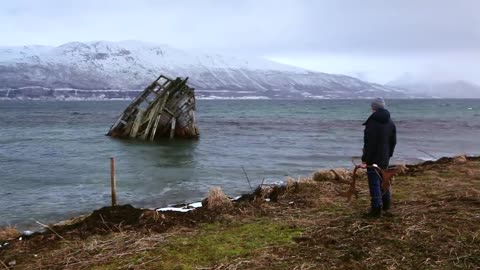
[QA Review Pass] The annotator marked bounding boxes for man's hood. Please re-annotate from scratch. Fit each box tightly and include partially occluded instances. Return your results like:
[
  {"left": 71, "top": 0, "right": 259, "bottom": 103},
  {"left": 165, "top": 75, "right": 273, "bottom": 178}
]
[{"left": 363, "top": 108, "right": 391, "bottom": 125}]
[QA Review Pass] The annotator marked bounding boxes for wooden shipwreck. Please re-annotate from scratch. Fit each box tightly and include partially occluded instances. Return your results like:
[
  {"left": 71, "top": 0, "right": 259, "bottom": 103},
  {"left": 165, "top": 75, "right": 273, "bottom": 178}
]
[{"left": 107, "top": 75, "right": 199, "bottom": 140}]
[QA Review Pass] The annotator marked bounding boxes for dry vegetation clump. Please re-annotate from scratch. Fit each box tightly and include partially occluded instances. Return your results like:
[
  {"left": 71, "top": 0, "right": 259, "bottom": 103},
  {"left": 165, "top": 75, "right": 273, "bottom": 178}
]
[
  {"left": 287, "top": 176, "right": 320, "bottom": 188},
  {"left": 249, "top": 185, "right": 274, "bottom": 203},
  {"left": 203, "top": 187, "right": 233, "bottom": 211},
  {"left": 258, "top": 185, "right": 273, "bottom": 198},
  {"left": 312, "top": 169, "right": 337, "bottom": 181},
  {"left": 453, "top": 154, "right": 468, "bottom": 164},
  {"left": 0, "top": 226, "right": 20, "bottom": 241},
  {"left": 266, "top": 176, "right": 341, "bottom": 209},
  {"left": 312, "top": 168, "right": 351, "bottom": 182},
  {"left": 394, "top": 163, "right": 409, "bottom": 174}
]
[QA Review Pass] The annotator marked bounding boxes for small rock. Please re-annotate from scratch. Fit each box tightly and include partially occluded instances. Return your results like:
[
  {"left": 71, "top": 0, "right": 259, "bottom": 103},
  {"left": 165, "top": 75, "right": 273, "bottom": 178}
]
[{"left": 8, "top": 260, "right": 16, "bottom": 266}]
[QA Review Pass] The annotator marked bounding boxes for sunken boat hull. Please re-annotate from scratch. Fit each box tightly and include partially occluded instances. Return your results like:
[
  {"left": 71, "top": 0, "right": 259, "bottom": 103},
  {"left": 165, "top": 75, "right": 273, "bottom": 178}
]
[{"left": 107, "top": 75, "right": 199, "bottom": 140}]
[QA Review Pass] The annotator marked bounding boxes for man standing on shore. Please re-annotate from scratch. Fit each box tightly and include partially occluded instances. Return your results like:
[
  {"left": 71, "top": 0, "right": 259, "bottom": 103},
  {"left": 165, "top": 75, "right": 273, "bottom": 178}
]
[{"left": 361, "top": 97, "right": 397, "bottom": 217}]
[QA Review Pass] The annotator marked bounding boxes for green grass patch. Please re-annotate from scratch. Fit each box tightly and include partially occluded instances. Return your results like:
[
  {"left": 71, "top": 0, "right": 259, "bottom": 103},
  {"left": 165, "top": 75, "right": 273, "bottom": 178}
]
[
  {"left": 322, "top": 202, "right": 354, "bottom": 214},
  {"left": 437, "top": 170, "right": 459, "bottom": 179},
  {"left": 95, "top": 219, "right": 303, "bottom": 270}
]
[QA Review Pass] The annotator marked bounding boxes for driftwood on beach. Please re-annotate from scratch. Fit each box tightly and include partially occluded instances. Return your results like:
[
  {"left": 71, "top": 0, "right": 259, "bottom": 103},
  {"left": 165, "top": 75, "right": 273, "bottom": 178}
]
[{"left": 107, "top": 75, "right": 199, "bottom": 140}]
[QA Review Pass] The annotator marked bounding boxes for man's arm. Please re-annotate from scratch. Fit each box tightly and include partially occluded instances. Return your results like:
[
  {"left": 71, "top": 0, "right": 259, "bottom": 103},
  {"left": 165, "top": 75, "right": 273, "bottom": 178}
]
[
  {"left": 389, "top": 123, "right": 397, "bottom": 157},
  {"left": 362, "top": 122, "right": 377, "bottom": 164}
]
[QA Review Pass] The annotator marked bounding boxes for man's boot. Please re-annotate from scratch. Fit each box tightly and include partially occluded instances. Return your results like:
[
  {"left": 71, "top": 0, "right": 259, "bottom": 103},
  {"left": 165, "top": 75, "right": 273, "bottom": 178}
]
[
  {"left": 382, "top": 199, "right": 391, "bottom": 211},
  {"left": 382, "top": 189, "right": 391, "bottom": 211},
  {"left": 363, "top": 207, "right": 382, "bottom": 218}
]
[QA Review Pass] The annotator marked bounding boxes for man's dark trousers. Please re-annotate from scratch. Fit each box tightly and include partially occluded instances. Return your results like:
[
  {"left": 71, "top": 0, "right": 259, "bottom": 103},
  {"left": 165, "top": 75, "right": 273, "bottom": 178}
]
[{"left": 367, "top": 167, "right": 391, "bottom": 210}]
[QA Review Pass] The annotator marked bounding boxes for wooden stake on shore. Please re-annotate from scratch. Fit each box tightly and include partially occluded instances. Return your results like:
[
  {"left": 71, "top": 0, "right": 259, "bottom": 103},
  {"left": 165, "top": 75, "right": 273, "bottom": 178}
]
[{"left": 110, "top": 157, "right": 117, "bottom": 207}]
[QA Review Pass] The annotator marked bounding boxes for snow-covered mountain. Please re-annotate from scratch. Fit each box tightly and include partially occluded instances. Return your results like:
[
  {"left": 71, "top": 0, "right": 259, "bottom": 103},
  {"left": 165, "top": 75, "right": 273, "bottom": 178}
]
[
  {"left": 0, "top": 41, "right": 412, "bottom": 100},
  {"left": 388, "top": 73, "right": 480, "bottom": 98}
]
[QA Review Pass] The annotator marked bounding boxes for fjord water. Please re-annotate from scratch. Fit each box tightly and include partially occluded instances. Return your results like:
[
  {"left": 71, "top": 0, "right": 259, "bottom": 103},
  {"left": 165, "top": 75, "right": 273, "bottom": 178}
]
[{"left": 1, "top": 99, "right": 479, "bottom": 229}]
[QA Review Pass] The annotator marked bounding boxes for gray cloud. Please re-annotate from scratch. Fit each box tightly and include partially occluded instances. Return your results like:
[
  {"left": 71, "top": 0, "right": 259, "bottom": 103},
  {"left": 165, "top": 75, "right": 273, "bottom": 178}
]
[
  {"left": 2, "top": 0, "right": 479, "bottom": 52},
  {"left": 1, "top": 0, "right": 479, "bottom": 83}
]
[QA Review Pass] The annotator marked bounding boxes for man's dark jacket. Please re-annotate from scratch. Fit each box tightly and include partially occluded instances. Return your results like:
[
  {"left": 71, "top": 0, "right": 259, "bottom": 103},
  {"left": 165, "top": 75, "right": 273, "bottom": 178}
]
[{"left": 362, "top": 108, "right": 397, "bottom": 169}]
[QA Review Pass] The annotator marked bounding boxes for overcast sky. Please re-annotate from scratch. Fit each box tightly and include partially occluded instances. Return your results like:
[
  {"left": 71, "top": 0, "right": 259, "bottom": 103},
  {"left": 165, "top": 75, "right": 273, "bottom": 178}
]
[{"left": 1, "top": 0, "right": 479, "bottom": 84}]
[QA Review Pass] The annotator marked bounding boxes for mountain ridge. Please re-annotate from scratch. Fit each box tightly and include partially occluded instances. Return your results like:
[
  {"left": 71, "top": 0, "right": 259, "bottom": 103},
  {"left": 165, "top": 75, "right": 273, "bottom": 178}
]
[{"left": 0, "top": 40, "right": 413, "bottom": 100}]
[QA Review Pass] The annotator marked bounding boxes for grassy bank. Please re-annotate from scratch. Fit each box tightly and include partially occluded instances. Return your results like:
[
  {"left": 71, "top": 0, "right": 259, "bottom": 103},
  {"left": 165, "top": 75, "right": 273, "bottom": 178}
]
[{"left": 1, "top": 156, "right": 480, "bottom": 269}]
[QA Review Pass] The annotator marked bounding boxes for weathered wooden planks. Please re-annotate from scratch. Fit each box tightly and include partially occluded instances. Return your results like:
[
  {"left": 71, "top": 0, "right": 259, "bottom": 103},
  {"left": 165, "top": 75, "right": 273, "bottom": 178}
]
[
  {"left": 170, "top": 117, "right": 177, "bottom": 139},
  {"left": 129, "top": 109, "right": 144, "bottom": 138},
  {"left": 106, "top": 75, "right": 199, "bottom": 140}
]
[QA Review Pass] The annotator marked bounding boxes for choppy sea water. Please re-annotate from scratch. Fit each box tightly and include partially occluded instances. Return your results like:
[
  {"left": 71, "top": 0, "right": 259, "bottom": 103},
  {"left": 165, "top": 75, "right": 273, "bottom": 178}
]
[{"left": 1, "top": 99, "right": 479, "bottom": 229}]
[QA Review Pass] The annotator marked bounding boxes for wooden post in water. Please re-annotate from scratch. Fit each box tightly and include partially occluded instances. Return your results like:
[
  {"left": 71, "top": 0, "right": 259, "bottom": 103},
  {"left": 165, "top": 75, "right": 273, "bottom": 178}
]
[{"left": 110, "top": 157, "right": 117, "bottom": 207}]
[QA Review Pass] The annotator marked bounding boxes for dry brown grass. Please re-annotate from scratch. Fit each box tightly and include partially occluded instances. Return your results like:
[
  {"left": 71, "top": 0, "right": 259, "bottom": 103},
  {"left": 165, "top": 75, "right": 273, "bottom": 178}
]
[
  {"left": 258, "top": 186, "right": 273, "bottom": 199},
  {"left": 204, "top": 187, "right": 233, "bottom": 210},
  {"left": 312, "top": 168, "right": 352, "bottom": 182},
  {"left": 260, "top": 175, "right": 343, "bottom": 210},
  {"left": 212, "top": 158, "right": 480, "bottom": 270},
  {"left": 453, "top": 155, "right": 468, "bottom": 164},
  {"left": 395, "top": 163, "right": 409, "bottom": 174},
  {"left": 285, "top": 176, "right": 314, "bottom": 192},
  {"left": 0, "top": 226, "right": 19, "bottom": 241},
  {"left": 312, "top": 169, "right": 336, "bottom": 181},
  {"left": 3, "top": 231, "right": 167, "bottom": 270}
]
